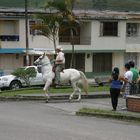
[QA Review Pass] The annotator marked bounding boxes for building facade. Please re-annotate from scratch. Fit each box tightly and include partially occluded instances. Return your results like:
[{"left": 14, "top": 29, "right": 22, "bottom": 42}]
[{"left": 0, "top": 8, "right": 140, "bottom": 78}]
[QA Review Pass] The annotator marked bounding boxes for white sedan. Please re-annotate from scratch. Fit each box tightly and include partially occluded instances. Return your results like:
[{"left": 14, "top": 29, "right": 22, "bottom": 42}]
[{"left": 0, "top": 66, "right": 44, "bottom": 90}]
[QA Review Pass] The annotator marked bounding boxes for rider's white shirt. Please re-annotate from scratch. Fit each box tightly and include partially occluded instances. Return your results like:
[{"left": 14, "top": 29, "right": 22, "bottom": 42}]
[{"left": 55, "top": 52, "right": 65, "bottom": 64}]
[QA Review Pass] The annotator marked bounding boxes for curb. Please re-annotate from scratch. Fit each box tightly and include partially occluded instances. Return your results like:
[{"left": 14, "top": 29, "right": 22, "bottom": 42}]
[
  {"left": 76, "top": 111, "right": 140, "bottom": 122},
  {"left": 0, "top": 93, "right": 110, "bottom": 101}
]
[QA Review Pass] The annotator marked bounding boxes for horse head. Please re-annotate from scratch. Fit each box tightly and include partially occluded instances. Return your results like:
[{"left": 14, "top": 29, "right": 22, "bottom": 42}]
[{"left": 34, "top": 52, "right": 50, "bottom": 66}]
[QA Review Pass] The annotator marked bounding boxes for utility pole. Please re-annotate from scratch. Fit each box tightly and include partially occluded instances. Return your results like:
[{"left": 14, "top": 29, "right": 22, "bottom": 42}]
[{"left": 25, "top": 0, "right": 29, "bottom": 66}]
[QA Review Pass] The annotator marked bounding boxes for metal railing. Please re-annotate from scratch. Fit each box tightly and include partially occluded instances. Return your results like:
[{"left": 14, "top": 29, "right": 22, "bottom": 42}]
[
  {"left": 0, "top": 35, "right": 19, "bottom": 41},
  {"left": 59, "top": 36, "right": 91, "bottom": 45},
  {"left": 126, "top": 36, "right": 140, "bottom": 44},
  {"left": 130, "top": 82, "right": 140, "bottom": 95}
]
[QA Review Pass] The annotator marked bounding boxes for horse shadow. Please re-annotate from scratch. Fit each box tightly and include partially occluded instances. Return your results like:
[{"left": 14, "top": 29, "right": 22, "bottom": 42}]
[{"left": 44, "top": 99, "right": 82, "bottom": 104}]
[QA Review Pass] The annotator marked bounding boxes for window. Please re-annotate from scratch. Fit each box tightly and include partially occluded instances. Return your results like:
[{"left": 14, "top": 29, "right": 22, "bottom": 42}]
[
  {"left": 93, "top": 53, "right": 112, "bottom": 73},
  {"left": 1, "top": 20, "right": 18, "bottom": 35},
  {"left": 100, "top": 22, "right": 118, "bottom": 36},
  {"left": 29, "top": 20, "right": 42, "bottom": 35},
  {"left": 126, "top": 23, "right": 138, "bottom": 37},
  {"left": 0, "top": 20, "right": 19, "bottom": 41},
  {"left": 59, "top": 22, "right": 80, "bottom": 44}
]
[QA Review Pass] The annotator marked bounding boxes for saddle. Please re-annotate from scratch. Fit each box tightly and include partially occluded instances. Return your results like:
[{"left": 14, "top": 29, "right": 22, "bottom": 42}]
[
  {"left": 52, "top": 66, "right": 64, "bottom": 87},
  {"left": 52, "top": 65, "right": 64, "bottom": 73}
]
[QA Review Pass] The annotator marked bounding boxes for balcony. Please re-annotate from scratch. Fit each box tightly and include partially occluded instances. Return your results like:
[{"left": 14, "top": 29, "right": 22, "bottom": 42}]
[
  {"left": 59, "top": 36, "right": 91, "bottom": 45},
  {"left": 126, "top": 36, "right": 140, "bottom": 52},
  {"left": 126, "top": 36, "right": 140, "bottom": 44},
  {"left": 0, "top": 35, "right": 19, "bottom": 41},
  {"left": 59, "top": 36, "right": 80, "bottom": 44}
]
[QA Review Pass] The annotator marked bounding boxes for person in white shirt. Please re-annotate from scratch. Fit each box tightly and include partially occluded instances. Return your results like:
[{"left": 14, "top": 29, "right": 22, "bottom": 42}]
[
  {"left": 54, "top": 46, "right": 65, "bottom": 85},
  {"left": 121, "top": 63, "right": 133, "bottom": 110},
  {"left": 123, "top": 63, "right": 133, "bottom": 97}
]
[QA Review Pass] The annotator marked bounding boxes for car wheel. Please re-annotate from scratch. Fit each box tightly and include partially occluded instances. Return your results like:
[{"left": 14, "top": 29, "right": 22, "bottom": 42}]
[{"left": 10, "top": 80, "right": 22, "bottom": 90}]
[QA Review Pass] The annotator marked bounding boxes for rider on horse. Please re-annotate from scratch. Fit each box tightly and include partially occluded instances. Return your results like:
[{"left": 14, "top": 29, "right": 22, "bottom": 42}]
[{"left": 54, "top": 46, "right": 65, "bottom": 86}]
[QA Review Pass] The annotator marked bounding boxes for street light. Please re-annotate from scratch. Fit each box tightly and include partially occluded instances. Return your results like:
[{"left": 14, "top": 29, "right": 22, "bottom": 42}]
[{"left": 25, "top": 0, "right": 29, "bottom": 66}]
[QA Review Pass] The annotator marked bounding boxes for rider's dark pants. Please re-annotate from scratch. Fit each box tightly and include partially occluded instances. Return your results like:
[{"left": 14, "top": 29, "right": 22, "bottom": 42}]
[{"left": 55, "top": 64, "right": 65, "bottom": 84}]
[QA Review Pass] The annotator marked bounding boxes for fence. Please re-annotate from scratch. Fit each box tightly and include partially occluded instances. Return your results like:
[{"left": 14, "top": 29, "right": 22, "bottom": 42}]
[{"left": 130, "top": 82, "right": 140, "bottom": 95}]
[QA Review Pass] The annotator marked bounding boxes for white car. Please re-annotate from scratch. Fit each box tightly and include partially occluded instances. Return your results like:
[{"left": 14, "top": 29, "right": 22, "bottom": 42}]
[{"left": 0, "top": 66, "right": 44, "bottom": 90}]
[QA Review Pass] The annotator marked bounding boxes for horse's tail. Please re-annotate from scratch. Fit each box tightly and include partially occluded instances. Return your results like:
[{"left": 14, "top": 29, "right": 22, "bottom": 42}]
[{"left": 79, "top": 71, "right": 88, "bottom": 94}]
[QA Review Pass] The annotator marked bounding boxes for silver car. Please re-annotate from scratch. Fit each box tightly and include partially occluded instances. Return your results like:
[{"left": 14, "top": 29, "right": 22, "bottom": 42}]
[{"left": 0, "top": 66, "right": 44, "bottom": 90}]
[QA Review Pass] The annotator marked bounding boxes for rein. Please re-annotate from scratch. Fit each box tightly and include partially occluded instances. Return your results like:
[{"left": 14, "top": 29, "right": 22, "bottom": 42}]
[
  {"left": 42, "top": 62, "right": 51, "bottom": 67},
  {"left": 42, "top": 60, "right": 54, "bottom": 67}
]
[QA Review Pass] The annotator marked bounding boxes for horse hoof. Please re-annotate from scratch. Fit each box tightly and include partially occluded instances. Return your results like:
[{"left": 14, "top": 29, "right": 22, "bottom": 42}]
[
  {"left": 69, "top": 98, "right": 72, "bottom": 102},
  {"left": 77, "top": 99, "right": 81, "bottom": 102},
  {"left": 46, "top": 98, "right": 49, "bottom": 103},
  {"left": 45, "top": 99, "right": 49, "bottom": 103}
]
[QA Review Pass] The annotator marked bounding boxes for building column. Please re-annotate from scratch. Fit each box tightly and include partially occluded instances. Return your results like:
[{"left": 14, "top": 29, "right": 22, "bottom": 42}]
[
  {"left": 85, "top": 53, "right": 92, "bottom": 72},
  {"left": 112, "top": 52, "right": 125, "bottom": 75}
]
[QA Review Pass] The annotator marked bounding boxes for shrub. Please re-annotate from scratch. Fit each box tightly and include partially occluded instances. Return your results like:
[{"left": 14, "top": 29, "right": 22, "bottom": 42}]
[{"left": 12, "top": 67, "right": 37, "bottom": 87}]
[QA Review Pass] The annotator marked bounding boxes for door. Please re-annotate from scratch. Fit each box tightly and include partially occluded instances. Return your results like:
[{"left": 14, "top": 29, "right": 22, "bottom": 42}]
[
  {"left": 93, "top": 53, "right": 112, "bottom": 73},
  {"left": 65, "top": 53, "right": 85, "bottom": 72}
]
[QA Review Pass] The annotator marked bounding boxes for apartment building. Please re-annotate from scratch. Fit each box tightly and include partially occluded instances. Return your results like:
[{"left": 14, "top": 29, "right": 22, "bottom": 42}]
[
  {"left": 0, "top": 8, "right": 140, "bottom": 77},
  {"left": 0, "top": 8, "right": 54, "bottom": 74}
]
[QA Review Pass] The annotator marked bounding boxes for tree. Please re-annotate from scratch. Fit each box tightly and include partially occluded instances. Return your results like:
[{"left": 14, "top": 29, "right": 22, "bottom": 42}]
[
  {"left": 12, "top": 67, "right": 37, "bottom": 87},
  {"left": 46, "top": 0, "right": 79, "bottom": 67},
  {"left": 63, "top": 0, "right": 80, "bottom": 68},
  {"left": 31, "top": 12, "right": 63, "bottom": 50},
  {"left": 32, "top": 0, "right": 79, "bottom": 67}
]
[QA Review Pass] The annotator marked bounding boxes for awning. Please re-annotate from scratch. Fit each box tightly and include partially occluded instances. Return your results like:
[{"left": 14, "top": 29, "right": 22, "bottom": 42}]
[
  {"left": 0, "top": 48, "right": 25, "bottom": 54},
  {"left": 63, "top": 49, "right": 125, "bottom": 53},
  {"left": 23, "top": 48, "right": 55, "bottom": 55},
  {"left": 0, "top": 48, "right": 55, "bottom": 55},
  {"left": 0, "top": 48, "right": 125, "bottom": 54}
]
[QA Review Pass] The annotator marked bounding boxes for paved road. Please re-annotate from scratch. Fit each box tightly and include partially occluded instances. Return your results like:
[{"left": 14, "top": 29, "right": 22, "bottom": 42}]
[{"left": 0, "top": 100, "right": 139, "bottom": 140}]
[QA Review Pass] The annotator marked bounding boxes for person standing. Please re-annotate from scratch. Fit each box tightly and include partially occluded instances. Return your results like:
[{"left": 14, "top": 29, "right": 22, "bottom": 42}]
[
  {"left": 123, "top": 63, "right": 133, "bottom": 98},
  {"left": 54, "top": 46, "right": 65, "bottom": 86},
  {"left": 129, "top": 61, "right": 139, "bottom": 94},
  {"left": 109, "top": 67, "right": 126, "bottom": 111},
  {"left": 120, "top": 63, "right": 133, "bottom": 110}
]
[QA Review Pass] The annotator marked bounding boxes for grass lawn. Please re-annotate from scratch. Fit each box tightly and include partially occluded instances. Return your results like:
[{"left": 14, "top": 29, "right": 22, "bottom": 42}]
[
  {"left": 0, "top": 85, "right": 109, "bottom": 97},
  {"left": 76, "top": 108, "right": 140, "bottom": 123}
]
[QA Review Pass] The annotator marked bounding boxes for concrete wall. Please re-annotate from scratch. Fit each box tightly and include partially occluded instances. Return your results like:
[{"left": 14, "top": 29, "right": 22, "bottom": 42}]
[
  {"left": 80, "top": 22, "right": 91, "bottom": 44},
  {"left": 29, "top": 35, "right": 54, "bottom": 49},
  {"left": 91, "top": 20, "right": 126, "bottom": 51},
  {"left": 112, "top": 52, "right": 125, "bottom": 75},
  {"left": 0, "top": 54, "right": 23, "bottom": 74}
]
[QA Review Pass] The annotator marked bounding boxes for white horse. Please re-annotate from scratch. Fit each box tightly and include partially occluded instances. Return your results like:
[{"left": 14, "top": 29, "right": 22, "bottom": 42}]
[{"left": 34, "top": 53, "right": 88, "bottom": 101}]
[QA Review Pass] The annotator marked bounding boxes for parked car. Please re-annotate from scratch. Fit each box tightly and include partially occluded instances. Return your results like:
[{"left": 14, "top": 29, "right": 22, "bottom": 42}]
[{"left": 0, "top": 66, "right": 44, "bottom": 90}]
